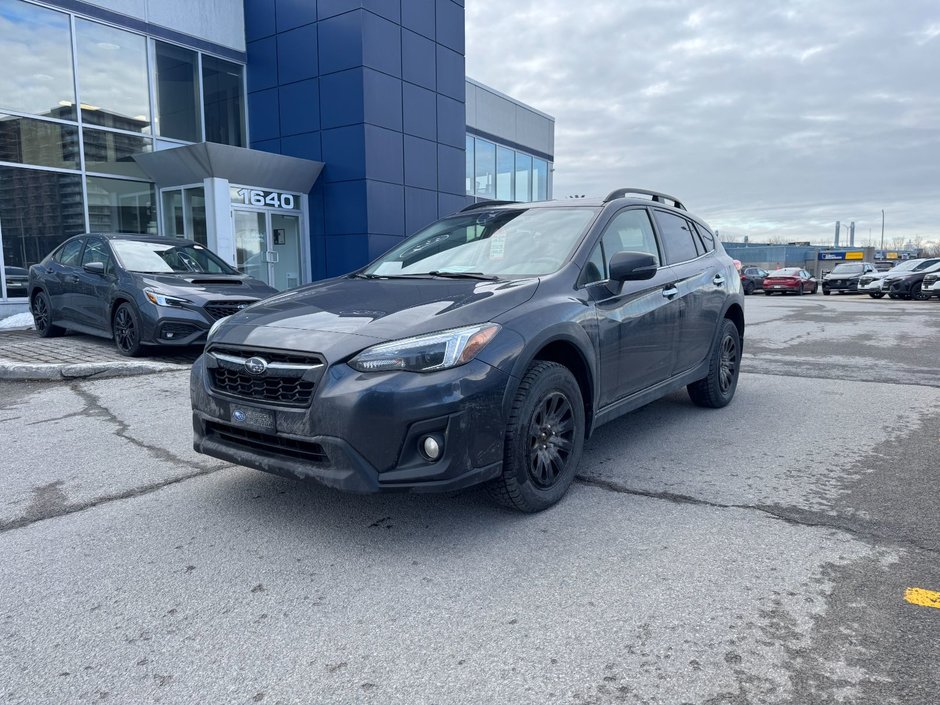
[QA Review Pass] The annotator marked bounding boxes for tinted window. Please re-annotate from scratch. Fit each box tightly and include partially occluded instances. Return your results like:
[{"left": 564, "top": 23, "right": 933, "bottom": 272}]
[
  {"left": 155, "top": 41, "right": 200, "bottom": 142},
  {"left": 690, "top": 221, "right": 714, "bottom": 252},
  {"left": 56, "top": 239, "right": 84, "bottom": 266},
  {"left": 202, "top": 56, "right": 246, "bottom": 147},
  {"left": 653, "top": 211, "right": 699, "bottom": 264},
  {"left": 81, "top": 238, "right": 112, "bottom": 272},
  {"left": 602, "top": 209, "right": 659, "bottom": 265}
]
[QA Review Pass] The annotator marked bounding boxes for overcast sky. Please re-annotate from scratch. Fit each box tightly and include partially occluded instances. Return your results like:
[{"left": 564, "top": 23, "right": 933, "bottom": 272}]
[{"left": 465, "top": 1, "right": 940, "bottom": 246}]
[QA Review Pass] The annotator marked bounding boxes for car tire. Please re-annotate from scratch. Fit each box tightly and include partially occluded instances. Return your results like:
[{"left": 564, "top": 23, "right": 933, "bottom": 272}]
[
  {"left": 888, "top": 293, "right": 898, "bottom": 299},
  {"left": 31, "top": 290, "right": 65, "bottom": 338},
  {"left": 796, "top": 285, "right": 804, "bottom": 296},
  {"left": 811, "top": 284, "right": 818, "bottom": 294},
  {"left": 869, "top": 293, "right": 885, "bottom": 299},
  {"left": 912, "top": 283, "right": 929, "bottom": 301},
  {"left": 823, "top": 290, "right": 830, "bottom": 295},
  {"left": 764, "top": 291, "right": 772, "bottom": 296},
  {"left": 687, "top": 318, "right": 741, "bottom": 409},
  {"left": 487, "top": 361, "right": 585, "bottom": 513},
  {"left": 112, "top": 302, "right": 144, "bottom": 357},
  {"left": 743, "top": 282, "right": 753, "bottom": 295}
]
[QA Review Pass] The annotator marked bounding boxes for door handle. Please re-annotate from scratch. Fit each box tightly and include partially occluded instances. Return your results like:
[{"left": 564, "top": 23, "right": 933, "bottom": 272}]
[
  {"left": 713, "top": 274, "right": 726, "bottom": 286},
  {"left": 662, "top": 285, "right": 679, "bottom": 298},
  {"left": 66, "top": 275, "right": 80, "bottom": 283}
]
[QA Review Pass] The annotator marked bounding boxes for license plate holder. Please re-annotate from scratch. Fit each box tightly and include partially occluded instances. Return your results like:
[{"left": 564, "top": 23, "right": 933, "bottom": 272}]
[{"left": 229, "top": 403, "right": 275, "bottom": 432}]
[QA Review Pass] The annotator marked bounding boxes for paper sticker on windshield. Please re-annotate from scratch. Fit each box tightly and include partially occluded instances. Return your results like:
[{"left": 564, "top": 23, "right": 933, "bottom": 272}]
[{"left": 488, "top": 232, "right": 506, "bottom": 260}]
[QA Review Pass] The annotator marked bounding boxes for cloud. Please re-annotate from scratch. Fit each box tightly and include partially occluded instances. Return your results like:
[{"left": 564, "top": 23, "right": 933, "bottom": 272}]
[{"left": 466, "top": 0, "right": 940, "bottom": 242}]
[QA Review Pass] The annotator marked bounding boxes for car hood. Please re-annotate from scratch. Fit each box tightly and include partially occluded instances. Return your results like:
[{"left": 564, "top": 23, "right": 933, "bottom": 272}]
[
  {"left": 134, "top": 272, "right": 278, "bottom": 301},
  {"left": 209, "top": 276, "right": 539, "bottom": 361}
]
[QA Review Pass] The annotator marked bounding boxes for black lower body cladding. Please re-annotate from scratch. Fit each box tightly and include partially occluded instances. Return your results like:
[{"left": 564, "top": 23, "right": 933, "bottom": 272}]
[{"left": 191, "top": 355, "right": 513, "bottom": 492}]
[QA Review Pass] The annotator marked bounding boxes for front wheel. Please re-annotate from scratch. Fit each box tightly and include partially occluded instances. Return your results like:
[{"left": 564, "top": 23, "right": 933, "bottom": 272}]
[
  {"left": 688, "top": 319, "right": 740, "bottom": 409},
  {"left": 112, "top": 302, "right": 144, "bottom": 357},
  {"left": 743, "top": 282, "right": 753, "bottom": 295},
  {"left": 32, "top": 291, "right": 64, "bottom": 338},
  {"left": 487, "top": 361, "right": 585, "bottom": 513},
  {"left": 811, "top": 284, "right": 818, "bottom": 294},
  {"left": 912, "top": 283, "right": 929, "bottom": 301},
  {"left": 869, "top": 292, "right": 885, "bottom": 299},
  {"left": 823, "top": 290, "right": 831, "bottom": 296}
]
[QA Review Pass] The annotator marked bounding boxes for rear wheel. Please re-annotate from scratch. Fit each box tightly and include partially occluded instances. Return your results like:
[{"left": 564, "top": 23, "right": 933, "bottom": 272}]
[
  {"left": 31, "top": 291, "right": 64, "bottom": 338},
  {"left": 811, "top": 283, "right": 818, "bottom": 294},
  {"left": 743, "top": 281, "right": 754, "bottom": 295},
  {"left": 687, "top": 319, "right": 740, "bottom": 409},
  {"left": 487, "top": 361, "right": 585, "bottom": 513},
  {"left": 823, "top": 290, "right": 830, "bottom": 295},
  {"left": 796, "top": 285, "right": 804, "bottom": 296},
  {"left": 764, "top": 291, "right": 772, "bottom": 296},
  {"left": 869, "top": 292, "right": 885, "bottom": 299},
  {"left": 112, "top": 302, "right": 143, "bottom": 357}
]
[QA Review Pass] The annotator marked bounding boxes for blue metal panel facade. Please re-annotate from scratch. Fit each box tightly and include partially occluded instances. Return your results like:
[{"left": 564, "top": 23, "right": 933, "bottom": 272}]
[{"left": 246, "top": 0, "right": 467, "bottom": 280}]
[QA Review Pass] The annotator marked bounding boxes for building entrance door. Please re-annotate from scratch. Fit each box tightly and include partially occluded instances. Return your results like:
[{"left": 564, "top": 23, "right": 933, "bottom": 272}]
[{"left": 231, "top": 208, "right": 303, "bottom": 290}]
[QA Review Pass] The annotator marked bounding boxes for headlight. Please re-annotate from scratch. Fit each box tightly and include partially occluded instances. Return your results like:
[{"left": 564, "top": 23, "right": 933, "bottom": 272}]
[
  {"left": 206, "top": 315, "right": 230, "bottom": 342},
  {"left": 145, "top": 288, "right": 191, "bottom": 307},
  {"left": 349, "top": 323, "right": 501, "bottom": 373}
]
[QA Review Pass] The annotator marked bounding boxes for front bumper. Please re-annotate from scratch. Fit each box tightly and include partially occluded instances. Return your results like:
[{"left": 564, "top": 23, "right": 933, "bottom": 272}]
[
  {"left": 191, "top": 354, "right": 511, "bottom": 493},
  {"left": 822, "top": 279, "right": 859, "bottom": 292}
]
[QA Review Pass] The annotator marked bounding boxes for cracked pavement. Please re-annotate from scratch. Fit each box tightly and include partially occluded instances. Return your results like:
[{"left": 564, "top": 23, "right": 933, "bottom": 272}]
[{"left": 0, "top": 295, "right": 938, "bottom": 704}]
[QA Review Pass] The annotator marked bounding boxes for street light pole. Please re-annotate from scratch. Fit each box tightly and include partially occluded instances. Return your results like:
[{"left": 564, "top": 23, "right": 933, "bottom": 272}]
[{"left": 881, "top": 209, "right": 885, "bottom": 250}]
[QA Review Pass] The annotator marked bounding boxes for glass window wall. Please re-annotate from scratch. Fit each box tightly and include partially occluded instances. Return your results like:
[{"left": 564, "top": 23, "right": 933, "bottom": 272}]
[
  {"left": 474, "top": 139, "right": 495, "bottom": 199},
  {"left": 0, "top": 0, "right": 75, "bottom": 120},
  {"left": 514, "top": 152, "right": 532, "bottom": 202},
  {"left": 533, "top": 159, "right": 548, "bottom": 201},
  {"left": 155, "top": 41, "right": 200, "bottom": 142},
  {"left": 75, "top": 19, "right": 151, "bottom": 133},
  {"left": 203, "top": 56, "right": 245, "bottom": 147},
  {"left": 465, "top": 135, "right": 474, "bottom": 196},
  {"left": 86, "top": 176, "right": 155, "bottom": 233},
  {"left": 0, "top": 165, "right": 85, "bottom": 271},
  {"left": 83, "top": 128, "right": 151, "bottom": 177},
  {"left": 496, "top": 146, "right": 514, "bottom": 200},
  {"left": 463, "top": 135, "right": 552, "bottom": 203},
  {"left": 0, "top": 113, "right": 79, "bottom": 169}
]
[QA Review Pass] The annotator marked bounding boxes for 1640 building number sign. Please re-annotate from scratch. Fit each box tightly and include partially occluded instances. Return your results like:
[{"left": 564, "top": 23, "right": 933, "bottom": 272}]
[{"left": 231, "top": 188, "right": 299, "bottom": 210}]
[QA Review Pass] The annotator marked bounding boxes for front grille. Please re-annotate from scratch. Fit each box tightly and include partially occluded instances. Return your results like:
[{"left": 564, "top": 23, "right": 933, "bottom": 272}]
[
  {"left": 206, "top": 346, "right": 324, "bottom": 407},
  {"left": 204, "top": 300, "right": 259, "bottom": 320},
  {"left": 205, "top": 421, "right": 329, "bottom": 464},
  {"left": 923, "top": 275, "right": 938, "bottom": 285}
]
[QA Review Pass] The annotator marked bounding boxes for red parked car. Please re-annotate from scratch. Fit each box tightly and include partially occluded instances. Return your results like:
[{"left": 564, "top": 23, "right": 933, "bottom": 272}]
[{"left": 763, "top": 268, "right": 818, "bottom": 295}]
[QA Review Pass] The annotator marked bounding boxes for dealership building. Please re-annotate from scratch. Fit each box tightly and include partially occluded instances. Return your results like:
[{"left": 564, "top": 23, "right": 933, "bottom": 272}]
[{"left": 0, "top": 0, "right": 555, "bottom": 313}]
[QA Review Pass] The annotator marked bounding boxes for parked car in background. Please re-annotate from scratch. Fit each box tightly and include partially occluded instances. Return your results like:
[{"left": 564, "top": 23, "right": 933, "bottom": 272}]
[
  {"left": 762, "top": 268, "right": 817, "bottom": 295},
  {"left": 883, "top": 260, "right": 940, "bottom": 300},
  {"left": 821, "top": 262, "right": 878, "bottom": 295},
  {"left": 28, "top": 234, "right": 278, "bottom": 356},
  {"left": 191, "top": 188, "right": 745, "bottom": 513},
  {"left": 3, "top": 266, "right": 29, "bottom": 298},
  {"left": 858, "top": 258, "right": 940, "bottom": 298},
  {"left": 922, "top": 271, "right": 940, "bottom": 299},
  {"left": 740, "top": 266, "right": 769, "bottom": 295}
]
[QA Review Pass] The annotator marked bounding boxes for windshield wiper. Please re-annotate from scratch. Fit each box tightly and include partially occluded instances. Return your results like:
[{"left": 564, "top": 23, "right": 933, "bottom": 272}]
[{"left": 425, "top": 271, "right": 499, "bottom": 280}]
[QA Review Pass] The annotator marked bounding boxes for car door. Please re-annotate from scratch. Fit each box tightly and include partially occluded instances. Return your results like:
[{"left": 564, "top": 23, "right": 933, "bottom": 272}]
[
  {"left": 651, "top": 210, "right": 724, "bottom": 374},
  {"left": 581, "top": 207, "right": 680, "bottom": 405},
  {"left": 43, "top": 237, "right": 85, "bottom": 323},
  {"left": 74, "top": 237, "right": 116, "bottom": 331}
]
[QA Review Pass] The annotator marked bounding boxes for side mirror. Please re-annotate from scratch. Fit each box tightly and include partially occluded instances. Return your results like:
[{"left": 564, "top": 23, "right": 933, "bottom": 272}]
[
  {"left": 609, "top": 251, "right": 658, "bottom": 282},
  {"left": 83, "top": 261, "right": 106, "bottom": 275}
]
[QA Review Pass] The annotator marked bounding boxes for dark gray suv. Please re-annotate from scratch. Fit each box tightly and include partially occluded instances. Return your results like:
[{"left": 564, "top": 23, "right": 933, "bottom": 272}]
[{"left": 191, "top": 189, "right": 744, "bottom": 512}]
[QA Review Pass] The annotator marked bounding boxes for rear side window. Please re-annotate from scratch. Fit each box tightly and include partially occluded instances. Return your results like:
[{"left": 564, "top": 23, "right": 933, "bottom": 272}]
[
  {"left": 653, "top": 211, "right": 699, "bottom": 264},
  {"left": 55, "top": 239, "right": 84, "bottom": 266},
  {"left": 690, "top": 221, "right": 714, "bottom": 253}
]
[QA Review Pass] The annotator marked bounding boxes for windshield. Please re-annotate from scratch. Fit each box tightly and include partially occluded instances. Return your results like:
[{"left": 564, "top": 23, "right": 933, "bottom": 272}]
[
  {"left": 831, "top": 263, "right": 863, "bottom": 274},
  {"left": 362, "top": 207, "right": 600, "bottom": 278},
  {"left": 890, "top": 259, "right": 922, "bottom": 272},
  {"left": 913, "top": 259, "right": 940, "bottom": 271},
  {"left": 111, "top": 240, "right": 239, "bottom": 275},
  {"left": 768, "top": 268, "right": 800, "bottom": 277}
]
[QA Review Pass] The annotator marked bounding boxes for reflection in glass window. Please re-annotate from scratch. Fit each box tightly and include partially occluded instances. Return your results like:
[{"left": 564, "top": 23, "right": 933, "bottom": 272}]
[
  {"left": 533, "top": 159, "right": 548, "bottom": 201},
  {"left": 155, "top": 42, "right": 200, "bottom": 142},
  {"left": 0, "top": 0, "right": 75, "bottom": 120},
  {"left": 187, "top": 187, "right": 207, "bottom": 245},
  {"left": 0, "top": 114, "right": 79, "bottom": 169},
  {"left": 162, "top": 189, "right": 183, "bottom": 237},
  {"left": 0, "top": 166, "right": 85, "bottom": 269},
  {"left": 496, "top": 146, "right": 513, "bottom": 200},
  {"left": 75, "top": 19, "right": 150, "bottom": 132},
  {"left": 514, "top": 152, "right": 532, "bottom": 202},
  {"left": 465, "top": 135, "right": 474, "bottom": 195},
  {"left": 83, "top": 129, "right": 152, "bottom": 177},
  {"left": 86, "top": 176, "right": 156, "bottom": 233},
  {"left": 203, "top": 56, "right": 245, "bottom": 147},
  {"left": 474, "top": 139, "right": 495, "bottom": 199}
]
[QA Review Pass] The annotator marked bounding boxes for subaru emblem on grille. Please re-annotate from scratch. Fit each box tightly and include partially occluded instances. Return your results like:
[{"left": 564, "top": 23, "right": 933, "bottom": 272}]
[
  {"left": 232, "top": 409, "right": 247, "bottom": 422},
  {"left": 244, "top": 356, "right": 268, "bottom": 375}
]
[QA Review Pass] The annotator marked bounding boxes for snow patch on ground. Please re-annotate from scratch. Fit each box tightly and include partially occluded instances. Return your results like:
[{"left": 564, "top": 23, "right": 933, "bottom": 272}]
[{"left": 0, "top": 312, "right": 34, "bottom": 330}]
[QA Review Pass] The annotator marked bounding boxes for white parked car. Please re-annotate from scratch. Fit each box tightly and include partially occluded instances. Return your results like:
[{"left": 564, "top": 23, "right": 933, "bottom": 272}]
[{"left": 857, "top": 258, "right": 940, "bottom": 298}]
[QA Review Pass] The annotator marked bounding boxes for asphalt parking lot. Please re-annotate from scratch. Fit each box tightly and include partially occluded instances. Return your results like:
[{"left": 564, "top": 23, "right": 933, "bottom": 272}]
[{"left": 1, "top": 294, "right": 938, "bottom": 705}]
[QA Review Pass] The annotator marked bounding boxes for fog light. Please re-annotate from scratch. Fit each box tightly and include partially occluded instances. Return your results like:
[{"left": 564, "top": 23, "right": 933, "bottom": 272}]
[{"left": 420, "top": 435, "right": 442, "bottom": 461}]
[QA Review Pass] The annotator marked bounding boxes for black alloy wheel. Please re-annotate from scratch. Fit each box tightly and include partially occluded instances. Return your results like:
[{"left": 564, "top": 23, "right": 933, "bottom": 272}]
[
  {"left": 743, "top": 281, "right": 753, "bottom": 295},
  {"left": 912, "top": 283, "right": 929, "bottom": 301},
  {"left": 688, "top": 318, "right": 740, "bottom": 409},
  {"left": 870, "top": 292, "right": 885, "bottom": 299},
  {"left": 32, "top": 291, "right": 64, "bottom": 338},
  {"left": 113, "top": 302, "right": 143, "bottom": 357},
  {"left": 488, "top": 361, "right": 585, "bottom": 513}
]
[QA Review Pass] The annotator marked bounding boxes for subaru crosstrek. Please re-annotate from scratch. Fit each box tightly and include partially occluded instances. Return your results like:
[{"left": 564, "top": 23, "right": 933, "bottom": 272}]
[{"left": 191, "top": 189, "right": 744, "bottom": 512}]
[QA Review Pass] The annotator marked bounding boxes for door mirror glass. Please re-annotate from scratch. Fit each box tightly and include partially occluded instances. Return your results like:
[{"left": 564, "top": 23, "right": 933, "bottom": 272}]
[
  {"left": 609, "top": 251, "right": 658, "bottom": 281},
  {"left": 83, "top": 261, "right": 106, "bottom": 275}
]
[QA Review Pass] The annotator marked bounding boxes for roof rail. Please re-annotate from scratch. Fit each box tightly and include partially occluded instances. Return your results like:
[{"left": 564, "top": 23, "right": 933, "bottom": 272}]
[
  {"left": 458, "top": 199, "right": 518, "bottom": 213},
  {"left": 603, "top": 188, "right": 686, "bottom": 211}
]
